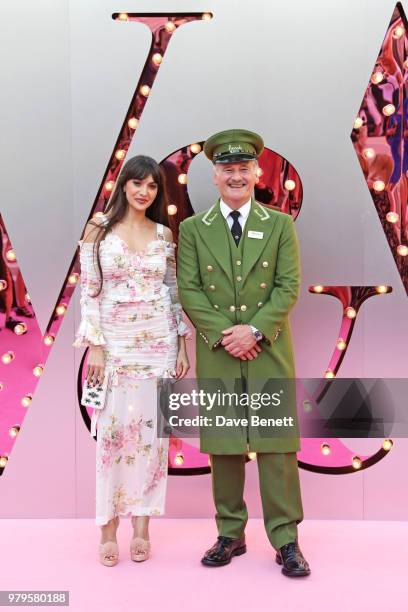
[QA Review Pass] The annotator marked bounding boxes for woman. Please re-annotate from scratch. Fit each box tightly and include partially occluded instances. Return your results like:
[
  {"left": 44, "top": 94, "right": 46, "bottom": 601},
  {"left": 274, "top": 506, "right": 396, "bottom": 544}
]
[{"left": 74, "top": 155, "right": 190, "bottom": 566}]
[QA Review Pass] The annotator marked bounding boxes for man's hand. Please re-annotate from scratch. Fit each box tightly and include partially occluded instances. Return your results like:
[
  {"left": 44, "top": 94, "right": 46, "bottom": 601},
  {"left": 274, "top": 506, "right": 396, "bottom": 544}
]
[
  {"left": 240, "top": 345, "right": 262, "bottom": 360},
  {"left": 221, "top": 325, "right": 262, "bottom": 359}
]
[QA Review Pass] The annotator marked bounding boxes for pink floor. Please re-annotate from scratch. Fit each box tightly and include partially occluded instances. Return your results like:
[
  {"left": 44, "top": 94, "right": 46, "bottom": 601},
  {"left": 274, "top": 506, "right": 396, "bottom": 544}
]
[{"left": 0, "top": 519, "right": 407, "bottom": 611}]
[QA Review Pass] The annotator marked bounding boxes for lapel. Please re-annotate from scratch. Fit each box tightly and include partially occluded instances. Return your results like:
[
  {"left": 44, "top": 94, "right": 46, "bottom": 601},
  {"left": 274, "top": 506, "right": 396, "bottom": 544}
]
[
  {"left": 241, "top": 198, "right": 276, "bottom": 285},
  {"left": 196, "top": 199, "right": 233, "bottom": 284}
]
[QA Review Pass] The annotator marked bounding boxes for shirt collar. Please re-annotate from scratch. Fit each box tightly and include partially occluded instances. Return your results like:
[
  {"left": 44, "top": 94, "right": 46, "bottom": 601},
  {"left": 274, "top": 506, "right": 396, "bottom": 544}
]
[{"left": 219, "top": 198, "right": 252, "bottom": 221}]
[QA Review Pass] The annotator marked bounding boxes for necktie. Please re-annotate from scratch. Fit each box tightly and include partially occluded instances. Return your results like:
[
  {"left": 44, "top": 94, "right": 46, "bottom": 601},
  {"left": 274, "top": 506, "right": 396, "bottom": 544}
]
[{"left": 230, "top": 210, "right": 242, "bottom": 246}]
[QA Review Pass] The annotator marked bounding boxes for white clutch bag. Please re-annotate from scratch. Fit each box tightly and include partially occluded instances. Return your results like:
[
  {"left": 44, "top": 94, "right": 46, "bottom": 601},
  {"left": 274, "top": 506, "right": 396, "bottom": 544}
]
[{"left": 81, "top": 373, "right": 109, "bottom": 410}]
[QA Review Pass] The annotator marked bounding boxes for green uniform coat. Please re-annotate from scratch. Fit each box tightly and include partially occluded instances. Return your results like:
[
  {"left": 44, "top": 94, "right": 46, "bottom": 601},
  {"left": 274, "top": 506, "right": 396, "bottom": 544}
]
[{"left": 177, "top": 198, "right": 301, "bottom": 454}]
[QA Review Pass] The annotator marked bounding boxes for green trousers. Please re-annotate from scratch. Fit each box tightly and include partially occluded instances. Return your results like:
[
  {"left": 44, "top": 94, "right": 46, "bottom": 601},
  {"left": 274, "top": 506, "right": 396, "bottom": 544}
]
[{"left": 210, "top": 452, "right": 304, "bottom": 550}]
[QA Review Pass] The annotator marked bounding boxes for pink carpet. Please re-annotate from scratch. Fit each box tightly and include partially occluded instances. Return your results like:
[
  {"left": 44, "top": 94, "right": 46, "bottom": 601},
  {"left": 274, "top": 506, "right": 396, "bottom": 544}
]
[{"left": 0, "top": 519, "right": 406, "bottom": 611}]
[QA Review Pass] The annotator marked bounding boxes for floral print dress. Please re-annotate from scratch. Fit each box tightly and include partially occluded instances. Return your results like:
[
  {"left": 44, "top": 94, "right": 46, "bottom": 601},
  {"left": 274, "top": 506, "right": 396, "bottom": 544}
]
[{"left": 73, "top": 215, "right": 190, "bottom": 526}]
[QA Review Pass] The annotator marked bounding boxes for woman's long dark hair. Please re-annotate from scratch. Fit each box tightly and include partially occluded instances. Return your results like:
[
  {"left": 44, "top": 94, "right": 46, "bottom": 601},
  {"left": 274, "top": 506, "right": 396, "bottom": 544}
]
[{"left": 86, "top": 155, "right": 169, "bottom": 297}]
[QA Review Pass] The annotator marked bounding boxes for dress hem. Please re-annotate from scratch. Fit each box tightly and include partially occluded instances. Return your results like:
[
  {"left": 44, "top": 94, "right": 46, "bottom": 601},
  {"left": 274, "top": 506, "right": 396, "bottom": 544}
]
[{"left": 95, "top": 507, "right": 165, "bottom": 526}]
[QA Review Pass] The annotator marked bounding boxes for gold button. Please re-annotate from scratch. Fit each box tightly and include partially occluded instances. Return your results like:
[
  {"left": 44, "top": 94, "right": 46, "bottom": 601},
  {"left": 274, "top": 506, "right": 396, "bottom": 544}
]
[
  {"left": 240, "top": 304, "right": 247, "bottom": 311},
  {"left": 236, "top": 260, "right": 241, "bottom": 266},
  {"left": 229, "top": 305, "right": 236, "bottom": 312},
  {"left": 257, "top": 302, "right": 263, "bottom": 308},
  {"left": 236, "top": 275, "right": 242, "bottom": 282},
  {"left": 209, "top": 284, "right": 215, "bottom": 291},
  {"left": 262, "top": 261, "right": 269, "bottom": 268},
  {"left": 260, "top": 282, "right": 267, "bottom": 289},
  {"left": 207, "top": 265, "right": 213, "bottom": 272},
  {"left": 214, "top": 304, "right": 219, "bottom": 310}
]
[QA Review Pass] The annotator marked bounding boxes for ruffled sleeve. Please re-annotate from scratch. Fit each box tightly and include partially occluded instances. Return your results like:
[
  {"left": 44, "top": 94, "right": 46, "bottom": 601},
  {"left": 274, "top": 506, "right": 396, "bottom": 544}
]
[
  {"left": 73, "top": 241, "right": 106, "bottom": 348},
  {"left": 164, "top": 241, "right": 191, "bottom": 338}
]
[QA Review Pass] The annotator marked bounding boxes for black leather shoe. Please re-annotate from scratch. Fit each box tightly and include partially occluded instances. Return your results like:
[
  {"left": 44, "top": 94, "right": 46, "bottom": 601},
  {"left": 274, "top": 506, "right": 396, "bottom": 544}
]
[
  {"left": 201, "top": 536, "right": 246, "bottom": 567},
  {"left": 276, "top": 541, "right": 311, "bottom": 577}
]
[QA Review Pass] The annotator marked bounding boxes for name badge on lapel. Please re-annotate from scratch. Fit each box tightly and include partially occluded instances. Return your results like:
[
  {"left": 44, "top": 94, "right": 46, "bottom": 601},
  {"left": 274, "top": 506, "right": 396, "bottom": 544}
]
[{"left": 248, "top": 230, "right": 263, "bottom": 239}]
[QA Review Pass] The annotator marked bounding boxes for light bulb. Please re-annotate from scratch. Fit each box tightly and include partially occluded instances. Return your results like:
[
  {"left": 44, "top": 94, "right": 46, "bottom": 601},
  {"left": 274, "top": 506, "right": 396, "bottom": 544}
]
[
  {"left": 202, "top": 12, "right": 212, "bottom": 20},
  {"left": 105, "top": 180, "right": 115, "bottom": 192},
  {"left": 115, "top": 149, "right": 126, "bottom": 161},
  {"left": 371, "top": 71, "right": 384, "bottom": 84},
  {"left": 397, "top": 244, "right": 408, "bottom": 256},
  {"left": 118, "top": 13, "right": 128, "bottom": 21},
  {"left": 0, "top": 280, "right": 7, "bottom": 291},
  {"left": 362, "top": 148, "right": 375, "bottom": 160},
  {"left": 55, "top": 303, "right": 67, "bottom": 316},
  {"left": 353, "top": 117, "right": 363, "bottom": 129},
  {"left": 140, "top": 85, "right": 150, "bottom": 97},
  {"left": 9, "top": 425, "right": 20, "bottom": 438},
  {"left": 165, "top": 21, "right": 176, "bottom": 33},
  {"left": 352, "top": 456, "right": 362, "bottom": 469},
  {"left": 6, "top": 250, "right": 16, "bottom": 262},
  {"left": 0, "top": 456, "right": 8, "bottom": 468},
  {"left": 392, "top": 25, "right": 404, "bottom": 38},
  {"left": 382, "top": 439, "right": 393, "bottom": 451},
  {"left": 248, "top": 452, "right": 257, "bottom": 460},
  {"left": 284, "top": 179, "right": 296, "bottom": 191},
  {"left": 167, "top": 204, "right": 178, "bottom": 216},
  {"left": 13, "top": 323, "right": 27, "bottom": 335},
  {"left": 256, "top": 167, "right": 263, "bottom": 177},
  {"left": 33, "top": 364, "right": 44, "bottom": 377},
  {"left": 44, "top": 334, "right": 55, "bottom": 346},
  {"left": 336, "top": 338, "right": 347, "bottom": 350},
  {"left": 312, "top": 285, "right": 324, "bottom": 293},
  {"left": 190, "top": 143, "right": 201, "bottom": 154},
  {"left": 178, "top": 174, "right": 188, "bottom": 184},
  {"left": 375, "top": 285, "right": 388, "bottom": 294},
  {"left": 2, "top": 351, "right": 14, "bottom": 364},
  {"left": 324, "top": 370, "right": 335, "bottom": 379},
  {"left": 68, "top": 273, "right": 79, "bottom": 285},
  {"left": 321, "top": 443, "right": 331, "bottom": 455},
  {"left": 21, "top": 394, "right": 32, "bottom": 408},
  {"left": 152, "top": 53, "right": 163, "bottom": 66},
  {"left": 382, "top": 104, "right": 395, "bottom": 116},
  {"left": 174, "top": 453, "right": 184, "bottom": 466},
  {"left": 345, "top": 306, "right": 356, "bottom": 319},
  {"left": 303, "top": 400, "right": 312, "bottom": 412},
  {"left": 128, "top": 117, "right": 138, "bottom": 130},
  {"left": 373, "top": 180, "right": 385, "bottom": 192},
  {"left": 386, "top": 211, "right": 399, "bottom": 223}
]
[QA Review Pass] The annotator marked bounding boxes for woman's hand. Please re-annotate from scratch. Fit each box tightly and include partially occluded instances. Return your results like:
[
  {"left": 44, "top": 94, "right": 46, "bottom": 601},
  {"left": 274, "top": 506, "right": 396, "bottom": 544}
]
[
  {"left": 86, "top": 345, "right": 105, "bottom": 385},
  {"left": 175, "top": 346, "right": 189, "bottom": 380}
]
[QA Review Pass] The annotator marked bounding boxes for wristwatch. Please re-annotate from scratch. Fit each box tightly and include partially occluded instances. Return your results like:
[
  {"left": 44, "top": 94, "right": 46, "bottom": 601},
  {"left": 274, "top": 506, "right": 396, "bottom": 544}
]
[{"left": 249, "top": 325, "right": 263, "bottom": 342}]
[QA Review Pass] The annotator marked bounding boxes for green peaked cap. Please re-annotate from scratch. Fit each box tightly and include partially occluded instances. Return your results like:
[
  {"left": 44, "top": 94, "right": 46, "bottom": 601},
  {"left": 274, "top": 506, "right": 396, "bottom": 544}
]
[{"left": 203, "top": 128, "right": 264, "bottom": 164}]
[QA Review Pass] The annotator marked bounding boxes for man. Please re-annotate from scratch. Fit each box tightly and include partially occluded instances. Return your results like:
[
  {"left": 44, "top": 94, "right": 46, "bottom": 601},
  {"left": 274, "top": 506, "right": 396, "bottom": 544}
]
[{"left": 177, "top": 129, "right": 310, "bottom": 577}]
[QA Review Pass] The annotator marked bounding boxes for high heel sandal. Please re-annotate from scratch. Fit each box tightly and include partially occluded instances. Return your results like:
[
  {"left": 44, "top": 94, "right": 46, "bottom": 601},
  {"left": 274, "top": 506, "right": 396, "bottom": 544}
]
[
  {"left": 99, "top": 516, "right": 119, "bottom": 566},
  {"left": 99, "top": 541, "right": 119, "bottom": 566},
  {"left": 130, "top": 537, "right": 150, "bottom": 562}
]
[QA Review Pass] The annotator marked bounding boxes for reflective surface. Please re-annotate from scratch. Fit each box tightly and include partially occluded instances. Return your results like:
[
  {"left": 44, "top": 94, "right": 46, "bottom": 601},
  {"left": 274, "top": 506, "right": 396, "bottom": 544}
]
[
  {"left": 298, "top": 285, "right": 393, "bottom": 473},
  {"left": 351, "top": 2, "right": 408, "bottom": 294},
  {"left": 0, "top": 13, "right": 206, "bottom": 475},
  {"left": 0, "top": 8, "right": 397, "bottom": 477}
]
